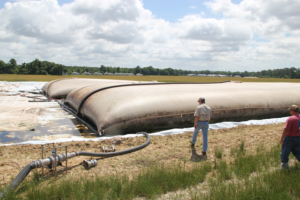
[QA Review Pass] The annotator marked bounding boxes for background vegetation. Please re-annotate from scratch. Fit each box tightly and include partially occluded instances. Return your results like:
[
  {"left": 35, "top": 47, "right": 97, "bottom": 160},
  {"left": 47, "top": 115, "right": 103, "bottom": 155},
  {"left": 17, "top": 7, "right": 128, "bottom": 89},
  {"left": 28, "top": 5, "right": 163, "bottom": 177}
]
[
  {"left": 1, "top": 74, "right": 300, "bottom": 83},
  {"left": 1, "top": 58, "right": 300, "bottom": 78}
]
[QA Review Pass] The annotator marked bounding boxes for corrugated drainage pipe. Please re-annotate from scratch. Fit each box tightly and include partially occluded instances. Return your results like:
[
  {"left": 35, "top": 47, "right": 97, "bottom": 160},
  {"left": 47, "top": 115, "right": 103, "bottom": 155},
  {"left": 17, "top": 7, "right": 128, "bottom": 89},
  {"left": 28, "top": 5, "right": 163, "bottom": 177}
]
[{"left": 0, "top": 132, "right": 150, "bottom": 198}]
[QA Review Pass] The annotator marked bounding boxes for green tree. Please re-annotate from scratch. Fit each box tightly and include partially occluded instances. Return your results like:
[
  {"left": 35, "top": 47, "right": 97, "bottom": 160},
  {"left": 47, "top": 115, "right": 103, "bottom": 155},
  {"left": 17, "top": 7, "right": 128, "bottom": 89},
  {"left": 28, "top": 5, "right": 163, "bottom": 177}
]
[
  {"left": 18, "top": 63, "right": 28, "bottom": 74},
  {"left": 141, "top": 67, "right": 149, "bottom": 75},
  {"left": 27, "top": 60, "right": 38, "bottom": 74},
  {"left": 147, "top": 66, "right": 156, "bottom": 75},
  {"left": 7, "top": 58, "right": 17, "bottom": 74},
  {"left": 99, "top": 65, "right": 106, "bottom": 73},
  {"left": 159, "top": 69, "right": 169, "bottom": 75},
  {"left": 0, "top": 60, "right": 6, "bottom": 74},
  {"left": 135, "top": 66, "right": 141, "bottom": 74}
]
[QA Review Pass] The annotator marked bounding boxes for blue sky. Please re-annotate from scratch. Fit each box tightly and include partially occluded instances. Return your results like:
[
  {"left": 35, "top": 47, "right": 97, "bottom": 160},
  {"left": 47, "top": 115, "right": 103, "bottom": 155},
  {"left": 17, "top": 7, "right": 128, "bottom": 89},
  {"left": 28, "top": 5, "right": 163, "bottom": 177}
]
[
  {"left": 142, "top": 0, "right": 243, "bottom": 22},
  {"left": 0, "top": 0, "right": 299, "bottom": 71},
  {"left": 143, "top": 0, "right": 219, "bottom": 22}
]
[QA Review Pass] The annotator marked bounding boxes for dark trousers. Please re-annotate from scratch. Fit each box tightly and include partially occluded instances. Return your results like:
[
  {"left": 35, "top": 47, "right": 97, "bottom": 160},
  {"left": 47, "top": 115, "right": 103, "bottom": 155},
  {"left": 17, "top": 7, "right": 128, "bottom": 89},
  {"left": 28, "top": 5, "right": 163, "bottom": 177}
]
[{"left": 281, "top": 136, "right": 300, "bottom": 164}]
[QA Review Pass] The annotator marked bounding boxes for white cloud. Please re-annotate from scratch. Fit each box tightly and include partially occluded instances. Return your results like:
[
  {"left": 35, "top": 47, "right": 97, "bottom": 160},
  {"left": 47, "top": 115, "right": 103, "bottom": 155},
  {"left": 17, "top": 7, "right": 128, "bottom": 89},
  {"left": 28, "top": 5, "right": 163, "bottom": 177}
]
[
  {"left": 70, "top": 0, "right": 141, "bottom": 23},
  {"left": 190, "top": 6, "right": 197, "bottom": 9},
  {"left": 203, "top": 0, "right": 300, "bottom": 67},
  {"left": 0, "top": 0, "right": 299, "bottom": 71}
]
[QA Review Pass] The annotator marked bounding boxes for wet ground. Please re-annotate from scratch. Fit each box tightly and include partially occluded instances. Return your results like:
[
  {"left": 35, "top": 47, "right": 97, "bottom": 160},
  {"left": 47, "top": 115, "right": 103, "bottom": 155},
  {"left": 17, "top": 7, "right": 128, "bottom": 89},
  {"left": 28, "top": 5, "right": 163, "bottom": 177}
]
[
  {"left": 0, "top": 81, "right": 95, "bottom": 144},
  {"left": 0, "top": 105, "right": 96, "bottom": 145}
]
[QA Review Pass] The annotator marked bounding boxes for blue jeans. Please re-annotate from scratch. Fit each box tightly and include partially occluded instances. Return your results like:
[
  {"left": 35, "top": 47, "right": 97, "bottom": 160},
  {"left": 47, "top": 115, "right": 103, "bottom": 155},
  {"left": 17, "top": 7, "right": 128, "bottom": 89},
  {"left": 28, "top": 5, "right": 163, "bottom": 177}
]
[
  {"left": 191, "top": 121, "right": 209, "bottom": 152},
  {"left": 281, "top": 136, "right": 300, "bottom": 164}
]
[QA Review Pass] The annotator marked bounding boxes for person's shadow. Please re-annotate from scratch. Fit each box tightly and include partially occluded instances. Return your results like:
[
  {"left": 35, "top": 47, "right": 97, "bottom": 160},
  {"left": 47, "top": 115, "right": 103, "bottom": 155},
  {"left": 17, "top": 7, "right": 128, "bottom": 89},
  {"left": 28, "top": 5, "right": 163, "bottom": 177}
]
[{"left": 190, "top": 146, "right": 205, "bottom": 162}]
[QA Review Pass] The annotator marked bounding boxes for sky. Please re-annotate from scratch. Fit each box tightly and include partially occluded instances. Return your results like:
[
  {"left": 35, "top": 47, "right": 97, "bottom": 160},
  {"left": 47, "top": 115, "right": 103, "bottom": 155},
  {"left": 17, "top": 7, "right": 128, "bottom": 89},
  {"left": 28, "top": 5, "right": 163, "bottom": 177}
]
[{"left": 0, "top": 0, "right": 299, "bottom": 72}]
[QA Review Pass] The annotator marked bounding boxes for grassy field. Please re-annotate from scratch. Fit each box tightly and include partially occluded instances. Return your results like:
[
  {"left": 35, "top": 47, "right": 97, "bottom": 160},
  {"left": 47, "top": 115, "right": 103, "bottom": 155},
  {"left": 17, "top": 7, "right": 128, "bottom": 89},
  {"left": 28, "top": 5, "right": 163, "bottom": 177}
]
[
  {"left": 1, "top": 122, "right": 298, "bottom": 199},
  {"left": 1, "top": 74, "right": 300, "bottom": 83}
]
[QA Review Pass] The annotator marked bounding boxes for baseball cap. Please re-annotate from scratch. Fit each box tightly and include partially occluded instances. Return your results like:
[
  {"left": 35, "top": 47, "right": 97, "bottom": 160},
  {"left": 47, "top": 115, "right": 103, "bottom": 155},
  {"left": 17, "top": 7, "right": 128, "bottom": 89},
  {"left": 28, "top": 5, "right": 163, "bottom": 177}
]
[
  {"left": 287, "top": 105, "right": 299, "bottom": 111},
  {"left": 197, "top": 98, "right": 205, "bottom": 102}
]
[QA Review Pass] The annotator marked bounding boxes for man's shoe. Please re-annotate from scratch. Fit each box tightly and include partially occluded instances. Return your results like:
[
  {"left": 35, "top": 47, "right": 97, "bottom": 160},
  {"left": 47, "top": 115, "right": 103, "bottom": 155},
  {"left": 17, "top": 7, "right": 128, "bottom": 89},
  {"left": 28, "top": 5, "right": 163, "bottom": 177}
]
[{"left": 278, "top": 163, "right": 289, "bottom": 171}]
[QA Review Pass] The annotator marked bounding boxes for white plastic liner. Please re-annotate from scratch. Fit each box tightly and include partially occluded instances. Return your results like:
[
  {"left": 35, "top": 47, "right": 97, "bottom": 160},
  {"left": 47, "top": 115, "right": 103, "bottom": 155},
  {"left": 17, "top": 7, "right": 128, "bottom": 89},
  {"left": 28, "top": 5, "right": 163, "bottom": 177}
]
[
  {"left": 0, "top": 81, "right": 47, "bottom": 93},
  {"left": 2, "top": 116, "right": 288, "bottom": 146},
  {"left": 0, "top": 81, "right": 56, "bottom": 132},
  {"left": 0, "top": 96, "right": 58, "bottom": 132}
]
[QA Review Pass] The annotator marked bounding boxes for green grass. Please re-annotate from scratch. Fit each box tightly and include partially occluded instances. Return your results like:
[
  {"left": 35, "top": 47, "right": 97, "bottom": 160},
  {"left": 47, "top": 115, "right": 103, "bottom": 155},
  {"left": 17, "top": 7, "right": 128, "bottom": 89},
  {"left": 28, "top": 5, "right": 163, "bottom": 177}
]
[
  {"left": 2, "top": 162, "right": 212, "bottom": 200},
  {"left": 214, "top": 147, "right": 223, "bottom": 159},
  {"left": 1, "top": 74, "right": 300, "bottom": 83},
  {"left": 213, "top": 142, "right": 280, "bottom": 183},
  {"left": 196, "top": 144, "right": 298, "bottom": 200},
  {"left": 230, "top": 140, "right": 246, "bottom": 157},
  {"left": 200, "top": 164, "right": 300, "bottom": 200}
]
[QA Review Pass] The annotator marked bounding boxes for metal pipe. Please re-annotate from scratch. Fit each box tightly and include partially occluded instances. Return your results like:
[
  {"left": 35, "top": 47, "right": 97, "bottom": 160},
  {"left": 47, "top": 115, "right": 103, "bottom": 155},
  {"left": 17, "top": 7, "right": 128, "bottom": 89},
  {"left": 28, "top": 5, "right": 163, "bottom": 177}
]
[{"left": 83, "top": 159, "right": 97, "bottom": 169}]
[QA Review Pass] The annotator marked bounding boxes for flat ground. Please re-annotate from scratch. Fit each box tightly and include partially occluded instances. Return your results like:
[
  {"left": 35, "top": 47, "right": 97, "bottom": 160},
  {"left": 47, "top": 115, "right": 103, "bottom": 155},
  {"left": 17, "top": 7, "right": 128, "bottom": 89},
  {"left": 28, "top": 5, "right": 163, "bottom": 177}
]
[
  {"left": 0, "top": 122, "right": 285, "bottom": 190},
  {"left": 1, "top": 74, "right": 300, "bottom": 83}
]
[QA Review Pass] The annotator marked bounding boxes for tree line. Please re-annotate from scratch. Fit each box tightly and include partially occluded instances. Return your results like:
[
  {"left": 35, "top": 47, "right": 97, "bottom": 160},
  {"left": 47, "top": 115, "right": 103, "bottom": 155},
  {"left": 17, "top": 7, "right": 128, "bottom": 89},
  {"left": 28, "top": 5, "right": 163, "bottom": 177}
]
[{"left": 0, "top": 58, "right": 299, "bottom": 79}]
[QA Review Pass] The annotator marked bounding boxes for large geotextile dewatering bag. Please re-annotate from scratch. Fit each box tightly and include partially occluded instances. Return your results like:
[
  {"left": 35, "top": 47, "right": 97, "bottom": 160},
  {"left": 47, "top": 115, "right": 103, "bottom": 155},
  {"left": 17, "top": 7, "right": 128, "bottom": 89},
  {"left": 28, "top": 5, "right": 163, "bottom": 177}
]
[
  {"left": 42, "top": 78, "right": 144, "bottom": 99},
  {"left": 65, "top": 82, "right": 300, "bottom": 135}
]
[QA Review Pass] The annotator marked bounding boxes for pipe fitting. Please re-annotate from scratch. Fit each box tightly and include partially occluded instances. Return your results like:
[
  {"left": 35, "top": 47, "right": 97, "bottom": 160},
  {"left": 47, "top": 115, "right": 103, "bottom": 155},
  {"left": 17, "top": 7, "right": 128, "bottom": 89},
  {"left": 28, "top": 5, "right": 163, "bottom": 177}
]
[
  {"left": 47, "top": 156, "right": 55, "bottom": 165},
  {"left": 83, "top": 159, "right": 97, "bottom": 169},
  {"left": 57, "top": 154, "right": 64, "bottom": 163},
  {"left": 67, "top": 152, "right": 77, "bottom": 159},
  {"left": 30, "top": 160, "right": 42, "bottom": 169}
]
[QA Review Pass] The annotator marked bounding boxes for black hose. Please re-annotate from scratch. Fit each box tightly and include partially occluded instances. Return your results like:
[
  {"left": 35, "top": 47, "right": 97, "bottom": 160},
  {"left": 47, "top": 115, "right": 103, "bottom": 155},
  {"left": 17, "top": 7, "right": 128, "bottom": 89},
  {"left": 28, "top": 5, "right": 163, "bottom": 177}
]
[
  {"left": 76, "top": 81, "right": 230, "bottom": 115},
  {"left": 27, "top": 91, "right": 43, "bottom": 94},
  {"left": 59, "top": 102, "right": 99, "bottom": 134},
  {"left": 77, "top": 132, "right": 150, "bottom": 157},
  {"left": 0, "top": 162, "right": 36, "bottom": 198}
]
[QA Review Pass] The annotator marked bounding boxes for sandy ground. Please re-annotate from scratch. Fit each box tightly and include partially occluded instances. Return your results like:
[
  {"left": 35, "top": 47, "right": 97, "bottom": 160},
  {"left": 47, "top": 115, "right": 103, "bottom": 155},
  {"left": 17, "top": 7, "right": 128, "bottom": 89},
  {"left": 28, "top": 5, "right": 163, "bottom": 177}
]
[{"left": 0, "top": 122, "right": 284, "bottom": 189}]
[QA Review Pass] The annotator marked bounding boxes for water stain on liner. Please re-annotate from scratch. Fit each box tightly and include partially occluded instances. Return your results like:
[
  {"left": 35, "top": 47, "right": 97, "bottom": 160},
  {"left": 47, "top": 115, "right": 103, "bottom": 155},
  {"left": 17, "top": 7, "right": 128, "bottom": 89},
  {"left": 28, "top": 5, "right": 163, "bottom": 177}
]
[{"left": 0, "top": 114, "right": 96, "bottom": 144}]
